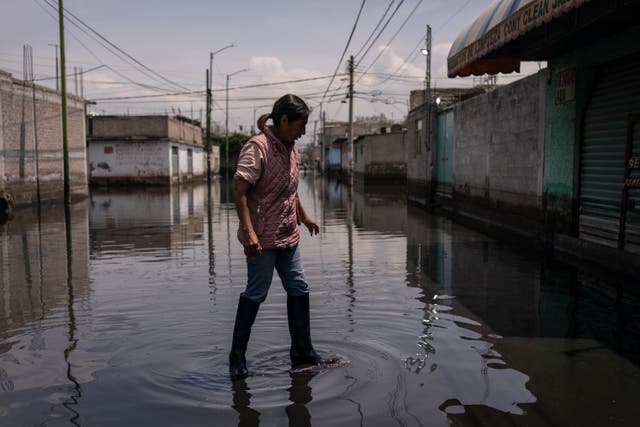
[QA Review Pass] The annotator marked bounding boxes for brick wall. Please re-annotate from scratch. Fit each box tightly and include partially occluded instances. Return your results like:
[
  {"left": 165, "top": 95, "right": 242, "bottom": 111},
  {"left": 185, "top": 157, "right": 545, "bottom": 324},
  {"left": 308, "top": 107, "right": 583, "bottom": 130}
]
[{"left": 0, "top": 70, "right": 88, "bottom": 206}]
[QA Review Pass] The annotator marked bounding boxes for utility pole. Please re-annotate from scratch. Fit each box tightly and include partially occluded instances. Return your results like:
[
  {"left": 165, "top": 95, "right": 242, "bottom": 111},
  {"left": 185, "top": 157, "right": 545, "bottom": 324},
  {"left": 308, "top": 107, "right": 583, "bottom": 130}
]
[
  {"left": 424, "top": 25, "right": 432, "bottom": 151},
  {"left": 321, "top": 109, "right": 326, "bottom": 175},
  {"left": 348, "top": 55, "right": 354, "bottom": 187},
  {"left": 48, "top": 43, "right": 59, "bottom": 91},
  {"left": 225, "top": 73, "right": 230, "bottom": 179},
  {"left": 225, "top": 68, "right": 247, "bottom": 179},
  {"left": 58, "top": 0, "right": 70, "bottom": 204}
]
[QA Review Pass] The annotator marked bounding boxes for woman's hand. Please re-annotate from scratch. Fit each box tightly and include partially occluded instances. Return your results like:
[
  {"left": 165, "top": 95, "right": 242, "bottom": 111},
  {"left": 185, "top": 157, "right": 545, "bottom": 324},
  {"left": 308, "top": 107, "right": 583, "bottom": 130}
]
[
  {"left": 301, "top": 217, "right": 320, "bottom": 236},
  {"left": 244, "top": 231, "right": 263, "bottom": 257}
]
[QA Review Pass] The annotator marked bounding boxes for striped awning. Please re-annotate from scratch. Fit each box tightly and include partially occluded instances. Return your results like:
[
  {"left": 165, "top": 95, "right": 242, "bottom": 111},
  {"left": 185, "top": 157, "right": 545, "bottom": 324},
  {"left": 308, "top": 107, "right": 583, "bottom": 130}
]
[{"left": 448, "top": 0, "right": 590, "bottom": 77}]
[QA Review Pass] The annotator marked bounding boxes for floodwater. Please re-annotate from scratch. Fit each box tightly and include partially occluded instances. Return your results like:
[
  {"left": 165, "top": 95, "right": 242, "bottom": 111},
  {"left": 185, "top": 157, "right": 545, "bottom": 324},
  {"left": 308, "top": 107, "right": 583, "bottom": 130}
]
[{"left": 1, "top": 175, "right": 640, "bottom": 427}]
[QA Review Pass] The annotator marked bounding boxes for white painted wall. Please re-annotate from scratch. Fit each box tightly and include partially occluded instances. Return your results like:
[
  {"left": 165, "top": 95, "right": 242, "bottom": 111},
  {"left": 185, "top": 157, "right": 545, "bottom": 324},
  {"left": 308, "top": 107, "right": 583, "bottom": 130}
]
[
  {"left": 89, "top": 140, "right": 169, "bottom": 178},
  {"left": 90, "top": 140, "right": 204, "bottom": 182}
]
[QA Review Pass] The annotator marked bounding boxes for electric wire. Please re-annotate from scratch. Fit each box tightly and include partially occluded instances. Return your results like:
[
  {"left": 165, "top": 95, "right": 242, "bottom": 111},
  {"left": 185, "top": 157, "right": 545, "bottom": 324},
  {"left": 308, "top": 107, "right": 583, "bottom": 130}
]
[
  {"left": 354, "top": 0, "right": 405, "bottom": 69},
  {"left": 40, "top": 0, "right": 191, "bottom": 92},
  {"left": 352, "top": 1, "right": 396, "bottom": 60},
  {"left": 320, "top": 0, "right": 367, "bottom": 103},
  {"left": 355, "top": 0, "right": 423, "bottom": 84},
  {"left": 34, "top": 0, "right": 171, "bottom": 93}
]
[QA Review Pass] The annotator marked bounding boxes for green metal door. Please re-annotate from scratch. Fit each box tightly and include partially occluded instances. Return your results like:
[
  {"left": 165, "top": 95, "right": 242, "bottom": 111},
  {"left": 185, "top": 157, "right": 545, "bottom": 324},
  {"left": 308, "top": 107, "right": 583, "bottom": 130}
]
[{"left": 436, "top": 110, "right": 454, "bottom": 195}]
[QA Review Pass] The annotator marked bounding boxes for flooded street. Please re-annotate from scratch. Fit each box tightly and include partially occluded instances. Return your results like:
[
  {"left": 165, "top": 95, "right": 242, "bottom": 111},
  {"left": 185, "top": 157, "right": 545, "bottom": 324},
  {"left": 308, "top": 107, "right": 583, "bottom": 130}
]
[{"left": 1, "top": 175, "right": 640, "bottom": 426}]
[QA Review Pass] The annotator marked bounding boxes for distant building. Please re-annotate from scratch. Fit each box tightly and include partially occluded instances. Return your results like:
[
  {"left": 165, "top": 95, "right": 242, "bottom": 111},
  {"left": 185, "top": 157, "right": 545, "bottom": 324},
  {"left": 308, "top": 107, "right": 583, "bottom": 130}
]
[
  {"left": 353, "top": 126, "right": 407, "bottom": 191},
  {"left": 319, "top": 121, "right": 389, "bottom": 176},
  {"left": 87, "top": 115, "right": 214, "bottom": 185}
]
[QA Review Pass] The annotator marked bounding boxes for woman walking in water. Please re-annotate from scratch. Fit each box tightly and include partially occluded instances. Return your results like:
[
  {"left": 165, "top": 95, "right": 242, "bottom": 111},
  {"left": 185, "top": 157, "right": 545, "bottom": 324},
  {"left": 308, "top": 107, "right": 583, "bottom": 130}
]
[{"left": 229, "top": 94, "right": 330, "bottom": 380}]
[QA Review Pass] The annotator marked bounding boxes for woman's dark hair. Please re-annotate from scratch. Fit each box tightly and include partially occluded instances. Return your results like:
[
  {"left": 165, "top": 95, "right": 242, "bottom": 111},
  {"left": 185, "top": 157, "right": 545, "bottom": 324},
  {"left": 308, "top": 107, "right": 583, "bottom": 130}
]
[{"left": 269, "top": 94, "right": 310, "bottom": 128}]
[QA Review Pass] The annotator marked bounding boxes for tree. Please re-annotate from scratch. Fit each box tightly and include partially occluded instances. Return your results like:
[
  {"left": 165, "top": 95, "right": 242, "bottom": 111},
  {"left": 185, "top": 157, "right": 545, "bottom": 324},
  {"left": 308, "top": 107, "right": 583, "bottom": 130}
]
[{"left": 220, "top": 132, "right": 250, "bottom": 161}]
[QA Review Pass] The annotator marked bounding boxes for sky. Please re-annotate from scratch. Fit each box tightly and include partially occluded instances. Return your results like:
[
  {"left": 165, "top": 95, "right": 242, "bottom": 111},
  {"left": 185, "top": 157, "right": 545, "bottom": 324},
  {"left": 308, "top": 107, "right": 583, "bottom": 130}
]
[{"left": 0, "top": 0, "right": 542, "bottom": 146}]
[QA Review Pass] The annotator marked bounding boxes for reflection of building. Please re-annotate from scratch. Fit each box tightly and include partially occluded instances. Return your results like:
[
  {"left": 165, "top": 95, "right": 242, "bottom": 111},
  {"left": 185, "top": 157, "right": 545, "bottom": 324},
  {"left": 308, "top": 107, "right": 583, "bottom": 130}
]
[
  {"left": 352, "top": 190, "right": 407, "bottom": 235},
  {"left": 90, "top": 185, "right": 205, "bottom": 254},
  {"left": 88, "top": 115, "right": 208, "bottom": 185},
  {"left": 0, "top": 201, "right": 90, "bottom": 344},
  {"left": 0, "top": 70, "right": 88, "bottom": 206},
  {"left": 405, "top": 206, "right": 452, "bottom": 294}
]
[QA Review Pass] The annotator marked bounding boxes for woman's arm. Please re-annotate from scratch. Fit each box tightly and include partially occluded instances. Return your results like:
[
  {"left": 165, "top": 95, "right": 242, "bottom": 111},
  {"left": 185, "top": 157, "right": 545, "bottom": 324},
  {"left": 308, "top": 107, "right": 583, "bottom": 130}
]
[
  {"left": 235, "top": 178, "right": 262, "bottom": 256},
  {"left": 296, "top": 192, "right": 319, "bottom": 236}
]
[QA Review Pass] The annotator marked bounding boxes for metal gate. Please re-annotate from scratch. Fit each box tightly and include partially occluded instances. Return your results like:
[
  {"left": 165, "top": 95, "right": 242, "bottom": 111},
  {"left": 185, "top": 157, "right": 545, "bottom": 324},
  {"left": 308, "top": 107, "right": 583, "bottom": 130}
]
[
  {"left": 435, "top": 109, "right": 454, "bottom": 196},
  {"left": 579, "top": 54, "right": 640, "bottom": 252}
]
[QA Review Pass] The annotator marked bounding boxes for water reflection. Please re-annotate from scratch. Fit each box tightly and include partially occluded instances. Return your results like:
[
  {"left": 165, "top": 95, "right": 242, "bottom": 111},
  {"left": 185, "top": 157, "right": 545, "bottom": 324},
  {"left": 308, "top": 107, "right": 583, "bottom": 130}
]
[
  {"left": 0, "top": 200, "right": 90, "bottom": 425},
  {"left": 0, "top": 178, "right": 639, "bottom": 426},
  {"left": 231, "top": 379, "right": 261, "bottom": 427}
]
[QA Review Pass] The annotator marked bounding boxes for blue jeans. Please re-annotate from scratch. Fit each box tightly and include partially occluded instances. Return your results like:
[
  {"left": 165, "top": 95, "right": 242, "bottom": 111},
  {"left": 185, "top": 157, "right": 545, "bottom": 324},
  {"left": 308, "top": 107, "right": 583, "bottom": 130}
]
[{"left": 242, "top": 245, "right": 309, "bottom": 303}]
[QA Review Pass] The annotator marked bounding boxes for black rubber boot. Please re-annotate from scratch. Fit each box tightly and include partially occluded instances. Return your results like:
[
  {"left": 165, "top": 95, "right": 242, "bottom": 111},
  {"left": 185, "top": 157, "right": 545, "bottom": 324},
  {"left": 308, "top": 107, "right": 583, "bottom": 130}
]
[
  {"left": 229, "top": 295, "right": 260, "bottom": 381},
  {"left": 287, "top": 294, "right": 326, "bottom": 367}
]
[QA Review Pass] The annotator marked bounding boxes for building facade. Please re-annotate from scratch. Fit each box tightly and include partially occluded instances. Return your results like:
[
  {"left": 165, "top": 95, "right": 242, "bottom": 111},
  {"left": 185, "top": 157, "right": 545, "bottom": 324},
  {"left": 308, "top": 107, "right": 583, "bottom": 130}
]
[
  {"left": 435, "top": 0, "right": 640, "bottom": 275},
  {"left": 88, "top": 115, "right": 208, "bottom": 185}
]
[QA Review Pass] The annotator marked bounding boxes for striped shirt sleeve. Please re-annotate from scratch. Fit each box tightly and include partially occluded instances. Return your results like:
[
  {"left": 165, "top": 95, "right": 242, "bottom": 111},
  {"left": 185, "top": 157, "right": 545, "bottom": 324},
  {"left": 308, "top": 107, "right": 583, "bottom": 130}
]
[{"left": 234, "top": 141, "right": 263, "bottom": 185}]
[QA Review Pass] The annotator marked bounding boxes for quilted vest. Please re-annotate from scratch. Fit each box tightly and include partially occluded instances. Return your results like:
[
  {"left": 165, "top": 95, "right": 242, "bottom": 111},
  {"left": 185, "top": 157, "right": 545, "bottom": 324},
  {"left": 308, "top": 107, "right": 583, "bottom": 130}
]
[{"left": 237, "top": 127, "right": 300, "bottom": 250}]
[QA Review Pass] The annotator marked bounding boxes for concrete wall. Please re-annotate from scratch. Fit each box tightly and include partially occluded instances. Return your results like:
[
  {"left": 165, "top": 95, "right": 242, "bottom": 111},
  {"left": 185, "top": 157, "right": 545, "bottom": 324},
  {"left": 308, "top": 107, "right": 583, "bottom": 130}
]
[
  {"left": 0, "top": 70, "right": 88, "bottom": 206},
  {"left": 89, "top": 140, "right": 169, "bottom": 184},
  {"left": 168, "top": 117, "right": 202, "bottom": 146},
  {"left": 354, "top": 131, "right": 407, "bottom": 188},
  {"left": 448, "top": 70, "right": 547, "bottom": 236},
  {"left": 92, "top": 115, "right": 168, "bottom": 139}
]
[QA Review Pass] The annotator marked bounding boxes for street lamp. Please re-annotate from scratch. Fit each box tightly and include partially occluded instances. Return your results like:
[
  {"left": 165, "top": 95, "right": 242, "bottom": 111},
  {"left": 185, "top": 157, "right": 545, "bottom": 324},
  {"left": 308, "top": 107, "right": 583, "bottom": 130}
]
[{"left": 225, "top": 68, "right": 248, "bottom": 179}]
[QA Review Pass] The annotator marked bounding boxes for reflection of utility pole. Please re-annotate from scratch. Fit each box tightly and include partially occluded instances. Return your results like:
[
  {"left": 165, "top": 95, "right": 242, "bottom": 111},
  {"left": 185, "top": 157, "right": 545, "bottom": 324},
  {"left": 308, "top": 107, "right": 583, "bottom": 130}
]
[
  {"left": 207, "top": 182, "right": 216, "bottom": 298},
  {"left": 206, "top": 69, "right": 212, "bottom": 185},
  {"left": 64, "top": 203, "right": 81, "bottom": 425},
  {"left": 347, "top": 55, "right": 354, "bottom": 187}
]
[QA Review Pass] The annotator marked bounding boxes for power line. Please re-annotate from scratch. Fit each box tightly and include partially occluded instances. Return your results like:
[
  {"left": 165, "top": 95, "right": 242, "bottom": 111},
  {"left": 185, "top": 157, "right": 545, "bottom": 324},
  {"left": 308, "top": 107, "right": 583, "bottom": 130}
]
[
  {"left": 92, "top": 74, "right": 343, "bottom": 101},
  {"left": 320, "top": 0, "right": 367, "bottom": 103},
  {"left": 354, "top": 0, "right": 405, "bottom": 68},
  {"left": 353, "top": 1, "right": 396, "bottom": 59},
  {"left": 378, "top": 0, "right": 473, "bottom": 88},
  {"left": 40, "top": 0, "right": 191, "bottom": 92},
  {"left": 356, "top": 0, "right": 423, "bottom": 84},
  {"left": 34, "top": 0, "right": 170, "bottom": 93}
]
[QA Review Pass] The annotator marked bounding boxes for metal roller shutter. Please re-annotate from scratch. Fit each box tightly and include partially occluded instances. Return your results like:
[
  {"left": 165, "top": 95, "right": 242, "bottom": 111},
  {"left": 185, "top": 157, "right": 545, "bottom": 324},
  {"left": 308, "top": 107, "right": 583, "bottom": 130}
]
[{"left": 579, "top": 54, "right": 640, "bottom": 250}]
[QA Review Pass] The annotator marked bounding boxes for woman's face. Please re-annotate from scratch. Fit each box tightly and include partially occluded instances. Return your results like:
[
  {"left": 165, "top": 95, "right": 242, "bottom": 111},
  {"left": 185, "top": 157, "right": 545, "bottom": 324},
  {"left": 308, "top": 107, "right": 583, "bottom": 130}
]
[{"left": 278, "top": 116, "right": 307, "bottom": 144}]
